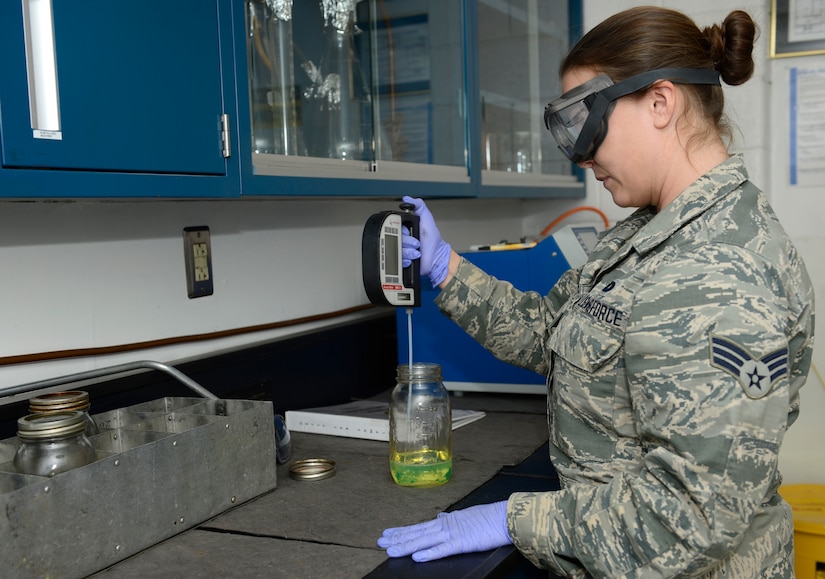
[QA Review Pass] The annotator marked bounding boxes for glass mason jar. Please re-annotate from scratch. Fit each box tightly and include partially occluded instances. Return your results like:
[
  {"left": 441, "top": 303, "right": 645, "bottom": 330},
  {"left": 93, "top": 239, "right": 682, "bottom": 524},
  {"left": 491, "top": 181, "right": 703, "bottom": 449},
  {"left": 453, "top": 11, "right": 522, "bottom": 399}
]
[
  {"left": 389, "top": 362, "right": 452, "bottom": 487},
  {"left": 14, "top": 411, "right": 98, "bottom": 478},
  {"left": 29, "top": 390, "right": 99, "bottom": 436}
]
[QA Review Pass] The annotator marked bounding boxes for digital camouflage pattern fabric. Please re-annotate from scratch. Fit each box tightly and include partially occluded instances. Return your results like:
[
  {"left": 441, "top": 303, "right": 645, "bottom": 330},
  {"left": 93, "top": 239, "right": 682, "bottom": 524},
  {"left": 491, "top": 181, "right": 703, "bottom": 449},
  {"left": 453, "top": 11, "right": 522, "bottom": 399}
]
[{"left": 435, "top": 156, "right": 814, "bottom": 577}]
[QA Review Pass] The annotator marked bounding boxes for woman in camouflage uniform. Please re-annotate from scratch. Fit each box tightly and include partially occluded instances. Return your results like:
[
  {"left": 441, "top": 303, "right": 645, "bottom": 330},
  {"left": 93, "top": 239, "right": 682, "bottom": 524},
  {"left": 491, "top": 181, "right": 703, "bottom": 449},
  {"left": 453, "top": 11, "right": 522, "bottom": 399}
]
[{"left": 378, "top": 7, "right": 815, "bottom": 578}]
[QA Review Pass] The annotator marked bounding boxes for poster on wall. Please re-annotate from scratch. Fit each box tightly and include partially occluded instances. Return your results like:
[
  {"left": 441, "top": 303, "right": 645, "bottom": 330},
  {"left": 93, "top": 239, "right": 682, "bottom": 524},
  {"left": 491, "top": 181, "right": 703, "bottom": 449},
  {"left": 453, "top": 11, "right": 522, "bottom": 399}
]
[
  {"left": 789, "top": 66, "right": 825, "bottom": 186},
  {"left": 772, "top": 0, "right": 825, "bottom": 57}
]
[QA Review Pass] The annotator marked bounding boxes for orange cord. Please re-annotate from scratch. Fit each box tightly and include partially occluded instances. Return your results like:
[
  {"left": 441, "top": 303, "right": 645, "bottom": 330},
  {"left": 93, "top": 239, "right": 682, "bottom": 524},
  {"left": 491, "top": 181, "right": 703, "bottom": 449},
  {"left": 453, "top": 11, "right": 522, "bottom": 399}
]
[{"left": 540, "top": 206, "right": 610, "bottom": 238}]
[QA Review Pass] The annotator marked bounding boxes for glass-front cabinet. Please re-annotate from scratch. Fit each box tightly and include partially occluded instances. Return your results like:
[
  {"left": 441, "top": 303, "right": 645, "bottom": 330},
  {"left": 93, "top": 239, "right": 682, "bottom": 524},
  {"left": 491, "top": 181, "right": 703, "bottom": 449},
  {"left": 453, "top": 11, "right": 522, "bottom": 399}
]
[
  {"left": 241, "top": 0, "right": 472, "bottom": 196},
  {"left": 477, "top": 0, "right": 580, "bottom": 194},
  {"left": 239, "top": 0, "right": 582, "bottom": 198}
]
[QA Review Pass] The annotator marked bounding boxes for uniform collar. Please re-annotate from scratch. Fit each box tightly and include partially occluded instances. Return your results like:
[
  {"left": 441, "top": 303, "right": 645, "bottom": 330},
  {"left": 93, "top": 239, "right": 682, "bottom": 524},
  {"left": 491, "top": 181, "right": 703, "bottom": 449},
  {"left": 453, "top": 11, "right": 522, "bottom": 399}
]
[{"left": 631, "top": 155, "right": 749, "bottom": 255}]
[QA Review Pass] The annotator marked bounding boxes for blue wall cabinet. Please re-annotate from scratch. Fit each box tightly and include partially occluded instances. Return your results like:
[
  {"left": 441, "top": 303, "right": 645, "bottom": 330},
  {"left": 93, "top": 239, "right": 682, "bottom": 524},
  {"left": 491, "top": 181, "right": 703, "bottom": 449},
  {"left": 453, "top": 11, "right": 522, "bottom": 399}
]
[
  {"left": 0, "top": 0, "right": 240, "bottom": 197},
  {"left": 0, "top": 0, "right": 580, "bottom": 199}
]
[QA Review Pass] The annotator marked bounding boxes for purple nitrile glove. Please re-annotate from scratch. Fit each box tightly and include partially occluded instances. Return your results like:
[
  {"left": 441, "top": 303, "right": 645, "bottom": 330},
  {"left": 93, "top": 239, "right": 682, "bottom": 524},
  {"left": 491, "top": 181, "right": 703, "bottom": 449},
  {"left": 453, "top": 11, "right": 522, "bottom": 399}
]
[
  {"left": 377, "top": 501, "right": 511, "bottom": 563},
  {"left": 401, "top": 225, "right": 420, "bottom": 269},
  {"left": 401, "top": 196, "right": 451, "bottom": 287}
]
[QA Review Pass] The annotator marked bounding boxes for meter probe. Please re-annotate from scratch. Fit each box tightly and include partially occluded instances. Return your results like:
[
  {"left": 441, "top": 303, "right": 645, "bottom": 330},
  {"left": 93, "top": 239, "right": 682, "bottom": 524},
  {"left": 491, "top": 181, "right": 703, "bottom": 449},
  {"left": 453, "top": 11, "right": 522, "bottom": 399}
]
[{"left": 362, "top": 202, "right": 421, "bottom": 369}]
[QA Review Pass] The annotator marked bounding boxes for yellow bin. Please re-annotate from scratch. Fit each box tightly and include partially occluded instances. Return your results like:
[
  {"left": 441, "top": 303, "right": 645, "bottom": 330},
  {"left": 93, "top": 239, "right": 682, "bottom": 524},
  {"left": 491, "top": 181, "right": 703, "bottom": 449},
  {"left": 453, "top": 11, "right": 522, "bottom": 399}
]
[{"left": 782, "top": 484, "right": 825, "bottom": 579}]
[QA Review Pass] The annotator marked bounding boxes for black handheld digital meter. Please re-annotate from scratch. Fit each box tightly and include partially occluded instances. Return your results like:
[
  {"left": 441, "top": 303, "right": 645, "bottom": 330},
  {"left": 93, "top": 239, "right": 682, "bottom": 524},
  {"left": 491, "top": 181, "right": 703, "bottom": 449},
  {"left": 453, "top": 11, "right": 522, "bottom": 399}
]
[{"left": 362, "top": 203, "right": 421, "bottom": 307}]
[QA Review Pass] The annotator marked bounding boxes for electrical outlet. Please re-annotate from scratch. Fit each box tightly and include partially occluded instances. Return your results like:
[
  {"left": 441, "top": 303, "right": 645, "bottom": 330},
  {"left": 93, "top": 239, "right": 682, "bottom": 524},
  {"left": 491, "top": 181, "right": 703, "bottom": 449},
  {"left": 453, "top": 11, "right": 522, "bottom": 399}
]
[{"left": 183, "top": 226, "right": 213, "bottom": 298}]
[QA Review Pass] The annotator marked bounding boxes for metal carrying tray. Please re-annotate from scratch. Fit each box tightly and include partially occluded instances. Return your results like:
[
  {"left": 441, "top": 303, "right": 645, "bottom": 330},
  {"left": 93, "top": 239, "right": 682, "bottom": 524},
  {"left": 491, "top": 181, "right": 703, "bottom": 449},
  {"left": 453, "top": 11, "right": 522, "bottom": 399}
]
[{"left": 0, "top": 361, "right": 277, "bottom": 579}]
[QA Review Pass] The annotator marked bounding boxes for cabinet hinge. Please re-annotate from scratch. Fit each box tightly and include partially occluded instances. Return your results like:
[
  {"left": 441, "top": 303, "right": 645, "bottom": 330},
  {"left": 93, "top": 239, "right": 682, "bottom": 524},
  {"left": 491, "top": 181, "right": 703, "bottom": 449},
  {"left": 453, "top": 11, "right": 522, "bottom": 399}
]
[{"left": 220, "top": 113, "right": 231, "bottom": 158}]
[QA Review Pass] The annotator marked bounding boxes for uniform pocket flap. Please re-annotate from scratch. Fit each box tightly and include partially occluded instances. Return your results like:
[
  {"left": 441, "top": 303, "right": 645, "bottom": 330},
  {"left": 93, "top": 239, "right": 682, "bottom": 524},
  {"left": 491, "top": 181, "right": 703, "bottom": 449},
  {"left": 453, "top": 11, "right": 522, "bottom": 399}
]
[{"left": 548, "top": 299, "right": 625, "bottom": 372}]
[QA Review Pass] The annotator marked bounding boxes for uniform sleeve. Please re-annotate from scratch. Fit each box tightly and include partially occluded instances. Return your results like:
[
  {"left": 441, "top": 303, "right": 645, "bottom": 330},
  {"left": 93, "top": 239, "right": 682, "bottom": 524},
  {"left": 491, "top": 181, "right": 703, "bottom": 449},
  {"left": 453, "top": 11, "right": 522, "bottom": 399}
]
[
  {"left": 508, "top": 244, "right": 814, "bottom": 577},
  {"left": 434, "top": 256, "right": 580, "bottom": 377}
]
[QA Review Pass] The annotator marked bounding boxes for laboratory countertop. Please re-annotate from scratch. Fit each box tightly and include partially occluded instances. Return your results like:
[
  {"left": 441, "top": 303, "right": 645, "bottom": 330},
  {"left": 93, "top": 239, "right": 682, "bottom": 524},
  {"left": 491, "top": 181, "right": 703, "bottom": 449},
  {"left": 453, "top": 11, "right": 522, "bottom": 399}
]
[{"left": 91, "top": 392, "right": 561, "bottom": 578}]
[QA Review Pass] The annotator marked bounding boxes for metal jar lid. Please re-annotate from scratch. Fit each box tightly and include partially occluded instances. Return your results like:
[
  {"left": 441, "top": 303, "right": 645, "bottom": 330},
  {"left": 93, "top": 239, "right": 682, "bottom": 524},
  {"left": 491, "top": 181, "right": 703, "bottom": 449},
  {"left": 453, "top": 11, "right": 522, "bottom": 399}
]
[
  {"left": 29, "top": 390, "right": 91, "bottom": 414},
  {"left": 289, "top": 458, "right": 336, "bottom": 481},
  {"left": 17, "top": 411, "right": 87, "bottom": 441}
]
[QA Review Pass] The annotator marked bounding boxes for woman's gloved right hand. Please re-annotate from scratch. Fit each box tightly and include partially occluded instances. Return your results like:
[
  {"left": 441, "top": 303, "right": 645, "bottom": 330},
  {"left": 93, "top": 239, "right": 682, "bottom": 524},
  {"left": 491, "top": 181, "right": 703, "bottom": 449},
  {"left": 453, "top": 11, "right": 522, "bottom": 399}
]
[
  {"left": 378, "top": 501, "right": 511, "bottom": 562},
  {"left": 401, "top": 196, "right": 452, "bottom": 287}
]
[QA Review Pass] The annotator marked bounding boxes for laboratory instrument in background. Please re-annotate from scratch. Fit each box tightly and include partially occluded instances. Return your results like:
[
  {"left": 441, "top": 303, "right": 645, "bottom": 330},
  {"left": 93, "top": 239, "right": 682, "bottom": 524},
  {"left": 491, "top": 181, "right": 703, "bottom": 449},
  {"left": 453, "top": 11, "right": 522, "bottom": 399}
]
[
  {"left": 389, "top": 362, "right": 452, "bottom": 487},
  {"left": 398, "top": 220, "right": 604, "bottom": 395},
  {"left": 362, "top": 203, "right": 421, "bottom": 308}
]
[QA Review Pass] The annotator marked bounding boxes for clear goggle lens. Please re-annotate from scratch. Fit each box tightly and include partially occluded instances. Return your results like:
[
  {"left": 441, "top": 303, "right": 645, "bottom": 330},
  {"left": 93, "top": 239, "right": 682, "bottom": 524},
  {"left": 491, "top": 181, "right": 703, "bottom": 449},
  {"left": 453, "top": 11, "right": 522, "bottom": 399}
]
[
  {"left": 547, "top": 101, "right": 591, "bottom": 160},
  {"left": 544, "top": 74, "right": 614, "bottom": 163}
]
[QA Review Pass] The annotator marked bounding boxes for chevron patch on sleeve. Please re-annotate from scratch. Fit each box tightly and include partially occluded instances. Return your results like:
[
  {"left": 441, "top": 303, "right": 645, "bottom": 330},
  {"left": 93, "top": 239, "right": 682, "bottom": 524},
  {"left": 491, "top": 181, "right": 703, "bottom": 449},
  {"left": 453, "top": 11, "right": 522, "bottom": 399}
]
[{"left": 710, "top": 334, "right": 789, "bottom": 399}]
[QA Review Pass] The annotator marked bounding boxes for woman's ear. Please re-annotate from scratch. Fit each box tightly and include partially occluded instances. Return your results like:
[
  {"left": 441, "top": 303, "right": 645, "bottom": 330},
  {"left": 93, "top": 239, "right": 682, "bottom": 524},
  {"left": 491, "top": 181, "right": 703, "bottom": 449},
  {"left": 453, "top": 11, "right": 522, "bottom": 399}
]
[{"left": 649, "top": 80, "right": 677, "bottom": 129}]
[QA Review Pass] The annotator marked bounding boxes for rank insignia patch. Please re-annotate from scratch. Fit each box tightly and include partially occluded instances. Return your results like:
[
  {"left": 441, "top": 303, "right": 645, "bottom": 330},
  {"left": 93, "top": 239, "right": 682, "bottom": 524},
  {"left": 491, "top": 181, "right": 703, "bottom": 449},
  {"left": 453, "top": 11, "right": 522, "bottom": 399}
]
[{"left": 710, "top": 335, "right": 789, "bottom": 399}]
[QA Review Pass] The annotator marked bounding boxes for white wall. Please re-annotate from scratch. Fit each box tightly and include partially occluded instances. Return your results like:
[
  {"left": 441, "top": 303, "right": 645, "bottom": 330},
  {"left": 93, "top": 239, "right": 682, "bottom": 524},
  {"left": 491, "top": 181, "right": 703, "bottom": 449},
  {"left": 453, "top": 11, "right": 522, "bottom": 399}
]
[
  {"left": 0, "top": 196, "right": 536, "bottom": 398},
  {"left": 576, "top": 0, "right": 825, "bottom": 484}
]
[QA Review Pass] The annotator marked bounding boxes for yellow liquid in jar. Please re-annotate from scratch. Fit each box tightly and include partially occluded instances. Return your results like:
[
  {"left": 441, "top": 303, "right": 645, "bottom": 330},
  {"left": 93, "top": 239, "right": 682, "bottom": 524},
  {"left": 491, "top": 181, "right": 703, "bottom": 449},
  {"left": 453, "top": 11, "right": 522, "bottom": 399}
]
[{"left": 390, "top": 449, "right": 452, "bottom": 487}]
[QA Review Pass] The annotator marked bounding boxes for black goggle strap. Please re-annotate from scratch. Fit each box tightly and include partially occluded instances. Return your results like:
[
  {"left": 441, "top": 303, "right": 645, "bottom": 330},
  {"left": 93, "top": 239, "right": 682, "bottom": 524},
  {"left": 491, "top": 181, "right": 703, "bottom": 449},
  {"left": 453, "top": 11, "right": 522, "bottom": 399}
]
[
  {"left": 571, "top": 93, "right": 612, "bottom": 161},
  {"left": 570, "top": 68, "right": 721, "bottom": 161}
]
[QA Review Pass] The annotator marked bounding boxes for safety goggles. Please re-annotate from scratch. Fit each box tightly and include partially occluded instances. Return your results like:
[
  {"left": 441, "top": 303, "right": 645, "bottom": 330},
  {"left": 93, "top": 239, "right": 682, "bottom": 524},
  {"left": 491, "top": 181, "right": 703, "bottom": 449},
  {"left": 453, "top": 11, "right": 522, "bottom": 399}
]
[{"left": 544, "top": 68, "right": 722, "bottom": 164}]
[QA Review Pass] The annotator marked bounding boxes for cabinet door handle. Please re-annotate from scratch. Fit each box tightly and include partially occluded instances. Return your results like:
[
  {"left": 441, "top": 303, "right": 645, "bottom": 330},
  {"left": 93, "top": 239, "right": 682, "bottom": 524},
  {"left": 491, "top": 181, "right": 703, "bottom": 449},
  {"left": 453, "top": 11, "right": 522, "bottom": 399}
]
[
  {"left": 221, "top": 113, "right": 231, "bottom": 158},
  {"left": 22, "top": 0, "right": 62, "bottom": 140}
]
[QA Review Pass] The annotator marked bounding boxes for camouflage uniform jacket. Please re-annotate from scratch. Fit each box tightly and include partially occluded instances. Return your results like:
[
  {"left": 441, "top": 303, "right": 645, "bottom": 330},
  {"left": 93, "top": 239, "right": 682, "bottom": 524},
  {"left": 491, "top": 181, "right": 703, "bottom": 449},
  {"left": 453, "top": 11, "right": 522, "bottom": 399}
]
[{"left": 434, "top": 156, "right": 815, "bottom": 578}]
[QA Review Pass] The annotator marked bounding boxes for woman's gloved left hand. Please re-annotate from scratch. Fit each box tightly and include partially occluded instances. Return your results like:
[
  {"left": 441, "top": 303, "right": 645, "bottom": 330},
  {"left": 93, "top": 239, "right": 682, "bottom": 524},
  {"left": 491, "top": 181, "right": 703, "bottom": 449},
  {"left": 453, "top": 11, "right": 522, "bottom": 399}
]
[
  {"left": 399, "top": 195, "right": 451, "bottom": 287},
  {"left": 401, "top": 225, "right": 420, "bottom": 269},
  {"left": 377, "top": 501, "right": 511, "bottom": 562}
]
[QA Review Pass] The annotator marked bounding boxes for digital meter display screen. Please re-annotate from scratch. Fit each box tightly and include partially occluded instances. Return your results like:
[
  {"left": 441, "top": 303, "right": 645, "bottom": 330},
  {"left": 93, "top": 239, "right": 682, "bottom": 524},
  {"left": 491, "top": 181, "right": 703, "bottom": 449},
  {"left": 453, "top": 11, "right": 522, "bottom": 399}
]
[{"left": 385, "top": 233, "right": 400, "bottom": 276}]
